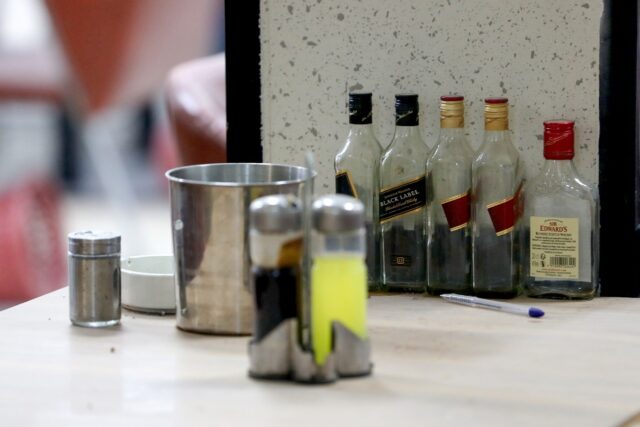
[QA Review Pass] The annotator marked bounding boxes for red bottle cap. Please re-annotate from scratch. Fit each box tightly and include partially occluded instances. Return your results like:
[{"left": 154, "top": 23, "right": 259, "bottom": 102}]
[
  {"left": 485, "top": 97, "right": 508, "bottom": 104},
  {"left": 544, "top": 120, "right": 574, "bottom": 160},
  {"left": 441, "top": 95, "right": 464, "bottom": 102}
]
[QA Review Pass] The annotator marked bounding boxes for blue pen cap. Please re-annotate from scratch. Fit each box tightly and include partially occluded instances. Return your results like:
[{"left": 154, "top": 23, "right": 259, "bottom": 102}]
[{"left": 528, "top": 308, "right": 545, "bottom": 318}]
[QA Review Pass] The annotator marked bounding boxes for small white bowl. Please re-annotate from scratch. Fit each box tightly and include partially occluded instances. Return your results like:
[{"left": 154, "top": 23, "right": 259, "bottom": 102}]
[{"left": 121, "top": 255, "right": 175, "bottom": 315}]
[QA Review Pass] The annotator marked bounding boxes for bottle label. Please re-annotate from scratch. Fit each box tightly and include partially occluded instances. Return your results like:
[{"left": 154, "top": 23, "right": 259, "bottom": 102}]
[
  {"left": 529, "top": 217, "right": 579, "bottom": 280},
  {"left": 486, "top": 183, "right": 523, "bottom": 236},
  {"left": 440, "top": 190, "right": 470, "bottom": 231},
  {"left": 349, "top": 109, "right": 372, "bottom": 125},
  {"left": 391, "top": 255, "right": 412, "bottom": 267},
  {"left": 396, "top": 111, "right": 419, "bottom": 126},
  {"left": 379, "top": 175, "right": 427, "bottom": 223},
  {"left": 335, "top": 170, "right": 358, "bottom": 198}
]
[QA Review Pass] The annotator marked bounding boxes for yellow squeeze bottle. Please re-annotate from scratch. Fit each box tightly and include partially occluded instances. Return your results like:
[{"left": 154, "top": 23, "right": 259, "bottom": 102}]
[{"left": 310, "top": 195, "right": 368, "bottom": 366}]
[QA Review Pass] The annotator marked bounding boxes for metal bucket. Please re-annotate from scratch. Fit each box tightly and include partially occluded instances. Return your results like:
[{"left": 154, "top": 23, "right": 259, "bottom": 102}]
[{"left": 166, "top": 163, "right": 311, "bottom": 335}]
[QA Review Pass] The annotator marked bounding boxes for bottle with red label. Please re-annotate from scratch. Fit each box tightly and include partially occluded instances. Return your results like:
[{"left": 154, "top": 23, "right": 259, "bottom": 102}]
[
  {"left": 523, "top": 120, "right": 598, "bottom": 299},
  {"left": 426, "top": 96, "right": 474, "bottom": 295},
  {"left": 471, "top": 98, "right": 524, "bottom": 298},
  {"left": 379, "top": 94, "right": 429, "bottom": 291}
]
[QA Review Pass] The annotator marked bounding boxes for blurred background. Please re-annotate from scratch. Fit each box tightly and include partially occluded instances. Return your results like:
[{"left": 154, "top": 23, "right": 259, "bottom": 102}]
[{"left": 0, "top": 0, "right": 226, "bottom": 308}]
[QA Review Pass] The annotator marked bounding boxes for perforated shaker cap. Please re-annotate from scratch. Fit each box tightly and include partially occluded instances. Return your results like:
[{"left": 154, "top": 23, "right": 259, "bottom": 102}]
[
  {"left": 312, "top": 194, "right": 364, "bottom": 233},
  {"left": 250, "top": 194, "right": 302, "bottom": 233},
  {"left": 68, "top": 230, "right": 121, "bottom": 256}
]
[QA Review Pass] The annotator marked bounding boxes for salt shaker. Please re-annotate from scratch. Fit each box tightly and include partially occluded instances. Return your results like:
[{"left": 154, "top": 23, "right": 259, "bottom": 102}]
[
  {"left": 306, "top": 194, "right": 372, "bottom": 380},
  {"left": 68, "top": 230, "right": 121, "bottom": 327}
]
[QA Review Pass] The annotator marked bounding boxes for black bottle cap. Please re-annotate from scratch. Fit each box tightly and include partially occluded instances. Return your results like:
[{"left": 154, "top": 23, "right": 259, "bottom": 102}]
[
  {"left": 395, "top": 94, "right": 419, "bottom": 126},
  {"left": 349, "top": 92, "right": 373, "bottom": 125}
]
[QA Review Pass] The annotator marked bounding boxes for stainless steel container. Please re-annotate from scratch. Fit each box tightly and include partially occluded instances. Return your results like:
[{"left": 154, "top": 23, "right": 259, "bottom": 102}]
[
  {"left": 166, "top": 163, "right": 311, "bottom": 335},
  {"left": 68, "top": 230, "right": 121, "bottom": 327}
]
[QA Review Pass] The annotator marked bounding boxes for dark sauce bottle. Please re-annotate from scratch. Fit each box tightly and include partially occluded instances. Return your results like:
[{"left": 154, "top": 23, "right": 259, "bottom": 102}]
[{"left": 249, "top": 195, "right": 303, "bottom": 343}]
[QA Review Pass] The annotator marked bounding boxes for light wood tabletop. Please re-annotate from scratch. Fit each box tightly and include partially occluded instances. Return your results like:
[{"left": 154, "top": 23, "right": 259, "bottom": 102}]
[{"left": 1, "top": 288, "right": 639, "bottom": 426}]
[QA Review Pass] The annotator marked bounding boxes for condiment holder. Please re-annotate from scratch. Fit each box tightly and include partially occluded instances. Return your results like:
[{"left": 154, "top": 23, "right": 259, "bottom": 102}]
[{"left": 248, "top": 194, "right": 373, "bottom": 384}]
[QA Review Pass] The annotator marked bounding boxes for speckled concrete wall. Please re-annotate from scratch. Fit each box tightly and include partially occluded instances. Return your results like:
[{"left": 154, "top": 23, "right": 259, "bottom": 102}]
[{"left": 260, "top": 0, "right": 602, "bottom": 193}]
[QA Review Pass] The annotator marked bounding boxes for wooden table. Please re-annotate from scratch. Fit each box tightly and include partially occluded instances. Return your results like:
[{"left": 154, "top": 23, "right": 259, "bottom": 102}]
[{"left": 1, "top": 288, "right": 639, "bottom": 426}]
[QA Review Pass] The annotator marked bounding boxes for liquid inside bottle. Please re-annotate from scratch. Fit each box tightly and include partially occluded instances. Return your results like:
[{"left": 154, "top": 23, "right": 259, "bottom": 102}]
[
  {"left": 311, "top": 255, "right": 367, "bottom": 365},
  {"left": 310, "top": 195, "right": 367, "bottom": 366},
  {"left": 252, "top": 266, "right": 299, "bottom": 341}
]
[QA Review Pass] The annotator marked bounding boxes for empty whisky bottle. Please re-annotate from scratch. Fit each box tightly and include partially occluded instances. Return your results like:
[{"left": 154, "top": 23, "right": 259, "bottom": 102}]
[
  {"left": 523, "top": 120, "right": 598, "bottom": 299},
  {"left": 379, "top": 94, "right": 429, "bottom": 291},
  {"left": 335, "top": 92, "right": 382, "bottom": 290},
  {"left": 471, "top": 98, "right": 524, "bottom": 298},
  {"left": 426, "top": 96, "right": 473, "bottom": 295}
]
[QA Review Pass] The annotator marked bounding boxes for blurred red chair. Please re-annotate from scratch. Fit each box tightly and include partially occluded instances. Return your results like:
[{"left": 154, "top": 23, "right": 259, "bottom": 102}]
[
  {"left": 0, "top": 180, "right": 64, "bottom": 303},
  {"left": 0, "top": 19, "right": 68, "bottom": 303},
  {"left": 45, "top": 0, "right": 219, "bottom": 114},
  {"left": 164, "top": 52, "right": 226, "bottom": 165},
  {"left": 0, "top": 49, "right": 65, "bottom": 104},
  {"left": 44, "top": 0, "right": 221, "bottom": 253}
]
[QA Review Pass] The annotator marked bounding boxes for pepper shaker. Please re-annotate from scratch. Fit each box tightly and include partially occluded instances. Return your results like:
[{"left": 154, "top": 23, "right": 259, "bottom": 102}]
[
  {"left": 68, "top": 230, "right": 121, "bottom": 327},
  {"left": 248, "top": 195, "right": 303, "bottom": 379}
]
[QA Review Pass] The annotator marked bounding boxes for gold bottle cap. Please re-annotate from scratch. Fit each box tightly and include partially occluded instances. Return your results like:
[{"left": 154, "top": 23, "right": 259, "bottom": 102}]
[
  {"left": 484, "top": 97, "right": 509, "bottom": 131},
  {"left": 440, "top": 95, "right": 464, "bottom": 129}
]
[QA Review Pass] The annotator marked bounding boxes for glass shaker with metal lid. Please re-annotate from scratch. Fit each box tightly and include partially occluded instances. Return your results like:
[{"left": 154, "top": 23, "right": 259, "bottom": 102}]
[
  {"left": 310, "top": 194, "right": 369, "bottom": 371},
  {"left": 248, "top": 194, "right": 303, "bottom": 379}
]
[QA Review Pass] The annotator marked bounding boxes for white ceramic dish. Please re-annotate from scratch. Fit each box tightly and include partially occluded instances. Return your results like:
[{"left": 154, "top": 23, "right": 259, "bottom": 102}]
[{"left": 121, "top": 255, "right": 175, "bottom": 315}]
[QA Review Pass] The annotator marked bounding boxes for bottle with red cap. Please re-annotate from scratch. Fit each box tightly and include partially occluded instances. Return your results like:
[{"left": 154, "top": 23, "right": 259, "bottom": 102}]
[
  {"left": 471, "top": 98, "right": 524, "bottom": 298},
  {"left": 523, "top": 120, "right": 598, "bottom": 299},
  {"left": 426, "top": 95, "right": 474, "bottom": 295}
]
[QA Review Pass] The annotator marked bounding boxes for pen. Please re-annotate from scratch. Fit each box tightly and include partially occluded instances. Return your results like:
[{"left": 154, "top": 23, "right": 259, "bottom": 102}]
[{"left": 440, "top": 293, "right": 545, "bottom": 318}]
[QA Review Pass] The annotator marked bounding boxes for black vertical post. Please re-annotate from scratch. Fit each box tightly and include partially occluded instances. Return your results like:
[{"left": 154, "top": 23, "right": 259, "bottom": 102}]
[
  {"left": 225, "top": 0, "right": 263, "bottom": 163},
  {"left": 599, "top": 0, "right": 640, "bottom": 296}
]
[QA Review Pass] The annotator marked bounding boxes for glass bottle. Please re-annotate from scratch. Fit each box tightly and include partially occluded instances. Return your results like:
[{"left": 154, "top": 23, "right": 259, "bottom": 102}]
[
  {"left": 471, "top": 98, "right": 524, "bottom": 298},
  {"left": 523, "top": 120, "right": 598, "bottom": 299},
  {"left": 248, "top": 195, "right": 303, "bottom": 379},
  {"left": 310, "top": 195, "right": 367, "bottom": 367},
  {"left": 249, "top": 195, "right": 303, "bottom": 343},
  {"left": 379, "top": 94, "right": 429, "bottom": 291},
  {"left": 426, "top": 96, "right": 473, "bottom": 295},
  {"left": 335, "top": 92, "right": 382, "bottom": 290}
]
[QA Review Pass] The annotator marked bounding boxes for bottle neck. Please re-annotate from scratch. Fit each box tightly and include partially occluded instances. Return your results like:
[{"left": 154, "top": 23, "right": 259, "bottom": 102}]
[
  {"left": 540, "top": 158, "right": 578, "bottom": 180},
  {"left": 347, "top": 123, "right": 375, "bottom": 139},
  {"left": 438, "top": 127, "right": 465, "bottom": 143},
  {"left": 482, "top": 129, "right": 511, "bottom": 146},
  {"left": 393, "top": 124, "right": 421, "bottom": 141}
]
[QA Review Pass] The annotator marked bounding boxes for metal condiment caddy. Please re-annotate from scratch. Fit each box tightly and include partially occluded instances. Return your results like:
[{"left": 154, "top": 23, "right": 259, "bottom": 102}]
[{"left": 248, "top": 194, "right": 373, "bottom": 384}]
